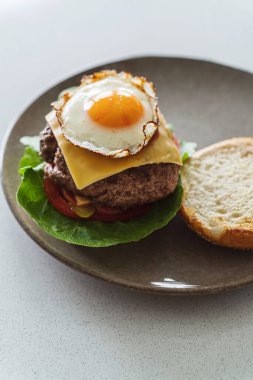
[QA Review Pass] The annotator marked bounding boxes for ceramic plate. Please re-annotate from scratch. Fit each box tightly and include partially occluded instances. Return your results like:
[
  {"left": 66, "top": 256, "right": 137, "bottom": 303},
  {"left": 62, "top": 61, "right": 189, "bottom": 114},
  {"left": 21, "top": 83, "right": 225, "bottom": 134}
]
[{"left": 2, "top": 56, "right": 253, "bottom": 295}]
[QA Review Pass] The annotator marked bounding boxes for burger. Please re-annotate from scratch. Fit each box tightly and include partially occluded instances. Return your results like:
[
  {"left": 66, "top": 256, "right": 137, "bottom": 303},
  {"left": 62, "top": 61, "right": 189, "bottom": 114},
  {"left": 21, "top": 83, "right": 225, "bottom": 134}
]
[
  {"left": 17, "top": 70, "right": 184, "bottom": 246},
  {"left": 41, "top": 70, "right": 181, "bottom": 221}
]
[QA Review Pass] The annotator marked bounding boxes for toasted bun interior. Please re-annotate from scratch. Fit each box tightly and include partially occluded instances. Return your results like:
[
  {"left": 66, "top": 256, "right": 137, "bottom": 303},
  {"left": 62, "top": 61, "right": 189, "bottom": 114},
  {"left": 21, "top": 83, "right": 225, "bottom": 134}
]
[{"left": 181, "top": 137, "right": 253, "bottom": 250}]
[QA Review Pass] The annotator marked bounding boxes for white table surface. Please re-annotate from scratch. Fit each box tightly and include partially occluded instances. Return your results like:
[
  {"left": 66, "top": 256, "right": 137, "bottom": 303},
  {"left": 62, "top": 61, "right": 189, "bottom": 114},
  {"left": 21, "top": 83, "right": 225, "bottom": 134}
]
[{"left": 1, "top": 1, "right": 253, "bottom": 379}]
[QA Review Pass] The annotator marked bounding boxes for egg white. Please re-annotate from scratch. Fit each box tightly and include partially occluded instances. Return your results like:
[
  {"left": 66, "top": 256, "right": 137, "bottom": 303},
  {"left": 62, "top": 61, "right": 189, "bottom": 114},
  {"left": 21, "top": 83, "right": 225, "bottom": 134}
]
[{"left": 53, "top": 73, "right": 158, "bottom": 158}]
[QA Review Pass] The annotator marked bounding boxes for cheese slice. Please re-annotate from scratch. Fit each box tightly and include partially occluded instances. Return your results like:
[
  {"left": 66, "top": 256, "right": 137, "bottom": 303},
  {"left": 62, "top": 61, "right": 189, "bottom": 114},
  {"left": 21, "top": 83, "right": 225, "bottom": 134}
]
[{"left": 46, "top": 110, "right": 182, "bottom": 190}]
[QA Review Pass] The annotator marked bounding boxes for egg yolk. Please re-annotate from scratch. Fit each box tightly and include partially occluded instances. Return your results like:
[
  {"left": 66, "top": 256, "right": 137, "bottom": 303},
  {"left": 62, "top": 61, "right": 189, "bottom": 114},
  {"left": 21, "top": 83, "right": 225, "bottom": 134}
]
[{"left": 88, "top": 93, "right": 144, "bottom": 128}]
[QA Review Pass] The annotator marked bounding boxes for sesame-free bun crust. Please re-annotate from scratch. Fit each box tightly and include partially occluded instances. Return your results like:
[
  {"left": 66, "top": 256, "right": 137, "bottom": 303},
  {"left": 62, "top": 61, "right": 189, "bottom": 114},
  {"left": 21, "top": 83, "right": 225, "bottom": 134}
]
[{"left": 181, "top": 137, "right": 253, "bottom": 250}]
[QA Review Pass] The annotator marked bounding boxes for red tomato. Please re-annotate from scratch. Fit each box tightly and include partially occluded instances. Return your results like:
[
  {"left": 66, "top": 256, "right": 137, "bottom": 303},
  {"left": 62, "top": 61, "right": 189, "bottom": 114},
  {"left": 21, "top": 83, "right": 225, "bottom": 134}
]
[{"left": 44, "top": 177, "right": 81, "bottom": 219}]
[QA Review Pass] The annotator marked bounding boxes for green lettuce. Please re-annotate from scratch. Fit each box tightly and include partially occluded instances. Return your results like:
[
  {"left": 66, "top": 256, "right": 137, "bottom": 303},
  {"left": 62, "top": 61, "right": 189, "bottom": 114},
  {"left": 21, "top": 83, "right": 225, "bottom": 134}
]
[
  {"left": 180, "top": 140, "right": 197, "bottom": 163},
  {"left": 166, "top": 124, "right": 197, "bottom": 163},
  {"left": 18, "top": 146, "right": 43, "bottom": 176},
  {"left": 17, "top": 144, "right": 183, "bottom": 247}
]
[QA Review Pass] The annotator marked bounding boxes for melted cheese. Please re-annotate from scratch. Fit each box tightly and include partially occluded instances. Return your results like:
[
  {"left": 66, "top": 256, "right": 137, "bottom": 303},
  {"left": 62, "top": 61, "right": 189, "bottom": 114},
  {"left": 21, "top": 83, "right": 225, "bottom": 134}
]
[{"left": 46, "top": 111, "right": 182, "bottom": 190}]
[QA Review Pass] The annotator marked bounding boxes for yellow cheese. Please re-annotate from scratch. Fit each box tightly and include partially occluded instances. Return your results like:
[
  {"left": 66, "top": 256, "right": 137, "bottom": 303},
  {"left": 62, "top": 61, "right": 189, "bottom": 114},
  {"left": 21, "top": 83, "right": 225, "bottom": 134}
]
[{"left": 46, "top": 111, "right": 182, "bottom": 190}]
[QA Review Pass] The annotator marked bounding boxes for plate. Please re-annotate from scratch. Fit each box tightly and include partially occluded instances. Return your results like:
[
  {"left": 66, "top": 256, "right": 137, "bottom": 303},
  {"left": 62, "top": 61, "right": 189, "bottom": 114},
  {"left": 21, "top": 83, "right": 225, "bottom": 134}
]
[{"left": 2, "top": 56, "right": 253, "bottom": 295}]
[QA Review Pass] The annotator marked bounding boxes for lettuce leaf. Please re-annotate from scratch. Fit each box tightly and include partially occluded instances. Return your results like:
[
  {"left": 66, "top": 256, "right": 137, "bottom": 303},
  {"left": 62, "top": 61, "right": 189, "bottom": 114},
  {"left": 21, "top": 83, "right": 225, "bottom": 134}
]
[
  {"left": 180, "top": 141, "right": 197, "bottom": 163},
  {"left": 18, "top": 146, "right": 43, "bottom": 175},
  {"left": 17, "top": 146, "right": 183, "bottom": 247},
  {"left": 166, "top": 125, "right": 197, "bottom": 162}
]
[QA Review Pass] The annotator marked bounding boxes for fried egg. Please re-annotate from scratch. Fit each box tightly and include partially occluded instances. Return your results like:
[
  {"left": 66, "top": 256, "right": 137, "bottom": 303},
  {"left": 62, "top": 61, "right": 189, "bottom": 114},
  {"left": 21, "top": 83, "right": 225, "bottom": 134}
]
[{"left": 52, "top": 70, "right": 159, "bottom": 158}]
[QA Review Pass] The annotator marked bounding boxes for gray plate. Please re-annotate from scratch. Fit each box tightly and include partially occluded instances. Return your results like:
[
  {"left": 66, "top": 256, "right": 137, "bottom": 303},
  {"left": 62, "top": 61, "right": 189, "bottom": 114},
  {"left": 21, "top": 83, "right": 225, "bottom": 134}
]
[{"left": 2, "top": 56, "right": 253, "bottom": 295}]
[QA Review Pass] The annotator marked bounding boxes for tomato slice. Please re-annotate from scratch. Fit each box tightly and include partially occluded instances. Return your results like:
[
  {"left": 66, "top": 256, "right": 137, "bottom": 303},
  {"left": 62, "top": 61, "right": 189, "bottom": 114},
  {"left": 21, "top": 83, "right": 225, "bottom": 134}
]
[
  {"left": 44, "top": 177, "right": 81, "bottom": 219},
  {"left": 44, "top": 175, "right": 150, "bottom": 222}
]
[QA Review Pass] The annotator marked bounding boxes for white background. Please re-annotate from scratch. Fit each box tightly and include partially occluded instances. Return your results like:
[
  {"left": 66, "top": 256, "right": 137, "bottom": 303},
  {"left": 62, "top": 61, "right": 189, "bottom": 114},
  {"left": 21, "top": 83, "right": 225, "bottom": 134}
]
[{"left": 1, "top": 1, "right": 253, "bottom": 379}]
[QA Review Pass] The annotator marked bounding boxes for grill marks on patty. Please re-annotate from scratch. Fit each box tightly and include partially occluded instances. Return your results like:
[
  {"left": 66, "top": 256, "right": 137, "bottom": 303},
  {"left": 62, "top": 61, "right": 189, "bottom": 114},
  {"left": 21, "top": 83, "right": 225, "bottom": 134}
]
[{"left": 40, "top": 124, "right": 180, "bottom": 208}]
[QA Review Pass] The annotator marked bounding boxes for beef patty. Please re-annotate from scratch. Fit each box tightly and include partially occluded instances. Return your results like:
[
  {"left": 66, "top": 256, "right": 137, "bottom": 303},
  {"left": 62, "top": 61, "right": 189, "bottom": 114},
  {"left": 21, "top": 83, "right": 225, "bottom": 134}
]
[{"left": 40, "top": 125, "right": 180, "bottom": 208}]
